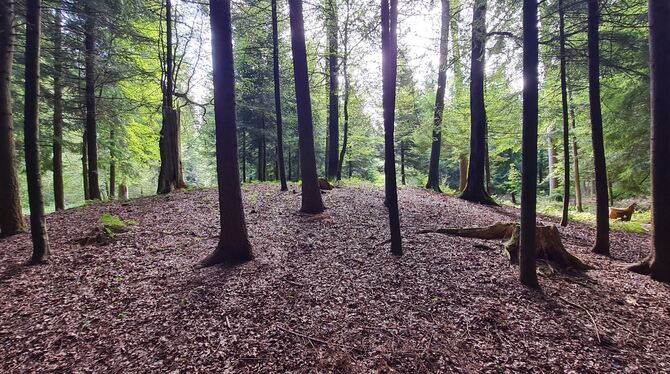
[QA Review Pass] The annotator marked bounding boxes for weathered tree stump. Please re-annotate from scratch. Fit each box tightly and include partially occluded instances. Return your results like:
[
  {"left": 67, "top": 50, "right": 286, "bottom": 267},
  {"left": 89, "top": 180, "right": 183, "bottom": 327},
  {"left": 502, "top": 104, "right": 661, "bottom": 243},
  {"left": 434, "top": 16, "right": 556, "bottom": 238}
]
[
  {"left": 318, "top": 178, "right": 335, "bottom": 190},
  {"left": 420, "top": 222, "right": 590, "bottom": 271}
]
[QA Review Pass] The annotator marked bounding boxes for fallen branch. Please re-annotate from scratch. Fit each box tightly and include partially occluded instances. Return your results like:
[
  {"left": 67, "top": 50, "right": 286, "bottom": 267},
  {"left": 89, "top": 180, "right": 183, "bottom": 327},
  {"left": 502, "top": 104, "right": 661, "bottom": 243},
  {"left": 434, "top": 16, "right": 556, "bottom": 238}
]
[
  {"left": 558, "top": 296, "right": 602, "bottom": 344},
  {"left": 420, "top": 222, "right": 590, "bottom": 270},
  {"left": 277, "top": 325, "right": 328, "bottom": 345}
]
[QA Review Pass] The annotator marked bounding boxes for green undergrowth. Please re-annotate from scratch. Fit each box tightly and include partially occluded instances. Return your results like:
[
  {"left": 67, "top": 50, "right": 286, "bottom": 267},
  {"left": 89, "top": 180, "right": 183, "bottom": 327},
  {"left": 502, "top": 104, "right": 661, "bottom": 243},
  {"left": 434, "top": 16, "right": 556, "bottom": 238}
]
[{"left": 500, "top": 198, "right": 651, "bottom": 234}]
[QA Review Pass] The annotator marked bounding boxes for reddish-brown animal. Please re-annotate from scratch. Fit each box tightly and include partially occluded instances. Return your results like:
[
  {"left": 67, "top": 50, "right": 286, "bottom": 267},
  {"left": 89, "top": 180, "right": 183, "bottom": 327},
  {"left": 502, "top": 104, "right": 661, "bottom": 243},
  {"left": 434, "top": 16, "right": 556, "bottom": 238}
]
[{"left": 609, "top": 203, "right": 637, "bottom": 221}]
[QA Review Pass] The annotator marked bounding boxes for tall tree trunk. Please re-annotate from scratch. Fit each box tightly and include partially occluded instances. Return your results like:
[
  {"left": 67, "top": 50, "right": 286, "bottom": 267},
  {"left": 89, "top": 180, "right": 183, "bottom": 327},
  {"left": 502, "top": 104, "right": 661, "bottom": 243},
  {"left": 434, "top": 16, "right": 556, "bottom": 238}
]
[
  {"left": 587, "top": 0, "right": 610, "bottom": 256},
  {"left": 52, "top": 5, "right": 65, "bottom": 211},
  {"left": 325, "top": 0, "right": 339, "bottom": 180},
  {"left": 0, "top": 0, "right": 24, "bottom": 237},
  {"left": 460, "top": 0, "right": 496, "bottom": 206},
  {"left": 201, "top": 0, "right": 253, "bottom": 267},
  {"left": 569, "top": 83, "right": 583, "bottom": 212},
  {"left": 242, "top": 129, "right": 247, "bottom": 182},
  {"left": 84, "top": 1, "right": 101, "bottom": 200},
  {"left": 288, "top": 148, "right": 292, "bottom": 181},
  {"left": 158, "top": 0, "right": 186, "bottom": 194},
  {"left": 109, "top": 127, "right": 116, "bottom": 199},
  {"left": 608, "top": 179, "right": 614, "bottom": 206},
  {"left": 459, "top": 154, "right": 468, "bottom": 191},
  {"left": 629, "top": 0, "right": 670, "bottom": 283},
  {"left": 559, "top": 0, "right": 570, "bottom": 226},
  {"left": 426, "top": 0, "right": 450, "bottom": 192},
  {"left": 520, "top": 0, "right": 540, "bottom": 288},
  {"left": 400, "top": 142, "right": 406, "bottom": 185},
  {"left": 24, "top": 0, "right": 50, "bottom": 263},
  {"left": 271, "top": 0, "right": 288, "bottom": 191},
  {"left": 381, "top": 0, "right": 402, "bottom": 256},
  {"left": 289, "top": 0, "right": 325, "bottom": 213},
  {"left": 337, "top": 0, "right": 350, "bottom": 181},
  {"left": 548, "top": 135, "right": 558, "bottom": 195},
  {"left": 82, "top": 130, "right": 90, "bottom": 200}
]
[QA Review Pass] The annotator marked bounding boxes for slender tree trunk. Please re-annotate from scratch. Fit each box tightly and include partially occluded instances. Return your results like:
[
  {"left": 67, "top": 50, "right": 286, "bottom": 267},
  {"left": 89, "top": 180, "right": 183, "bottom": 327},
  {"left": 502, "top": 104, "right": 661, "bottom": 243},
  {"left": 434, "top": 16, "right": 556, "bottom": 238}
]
[
  {"left": 558, "top": 0, "right": 570, "bottom": 226},
  {"left": 587, "top": 0, "right": 610, "bottom": 256},
  {"left": 260, "top": 117, "right": 266, "bottom": 181},
  {"left": 400, "top": 142, "right": 406, "bottom": 185},
  {"left": 326, "top": 0, "right": 339, "bottom": 180},
  {"left": 426, "top": 0, "right": 450, "bottom": 192},
  {"left": 569, "top": 83, "right": 583, "bottom": 212},
  {"left": 242, "top": 128, "right": 247, "bottom": 182},
  {"left": 548, "top": 136, "right": 558, "bottom": 195},
  {"left": 84, "top": 1, "right": 101, "bottom": 200},
  {"left": 271, "top": 0, "right": 288, "bottom": 191},
  {"left": 288, "top": 0, "right": 325, "bottom": 213},
  {"left": 201, "top": 0, "right": 253, "bottom": 267},
  {"left": 288, "top": 148, "right": 292, "bottom": 181},
  {"left": 459, "top": 154, "right": 468, "bottom": 191},
  {"left": 381, "top": 0, "right": 402, "bottom": 256},
  {"left": 337, "top": 0, "right": 350, "bottom": 181},
  {"left": 348, "top": 160, "right": 352, "bottom": 178},
  {"left": 629, "top": 0, "right": 670, "bottom": 283},
  {"left": 158, "top": 0, "right": 186, "bottom": 194},
  {"left": 608, "top": 179, "right": 614, "bottom": 206},
  {"left": 460, "top": 0, "right": 496, "bottom": 206},
  {"left": 52, "top": 5, "right": 65, "bottom": 211},
  {"left": 0, "top": 0, "right": 24, "bottom": 237},
  {"left": 519, "top": 0, "right": 539, "bottom": 288},
  {"left": 82, "top": 130, "right": 90, "bottom": 200},
  {"left": 109, "top": 127, "right": 116, "bottom": 199},
  {"left": 24, "top": 0, "right": 50, "bottom": 263}
]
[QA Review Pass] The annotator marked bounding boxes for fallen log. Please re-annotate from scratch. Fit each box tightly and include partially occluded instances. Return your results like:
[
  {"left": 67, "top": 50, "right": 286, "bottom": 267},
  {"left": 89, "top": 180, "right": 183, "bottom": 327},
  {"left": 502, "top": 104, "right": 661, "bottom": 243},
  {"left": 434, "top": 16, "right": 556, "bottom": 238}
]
[{"left": 420, "top": 222, "right": 590, "bottom": 271}]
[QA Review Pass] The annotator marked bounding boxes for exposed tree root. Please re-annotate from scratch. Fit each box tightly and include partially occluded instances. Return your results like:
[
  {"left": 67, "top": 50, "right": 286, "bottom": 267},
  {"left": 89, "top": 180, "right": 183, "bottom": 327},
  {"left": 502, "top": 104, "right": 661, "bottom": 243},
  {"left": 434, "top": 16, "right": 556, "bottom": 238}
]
[
  {"left": 628, "top": 255, "right": 670, "bottom": 284},
  {"left": 420, "top": 222, "right": 590, "bottom": 271}
]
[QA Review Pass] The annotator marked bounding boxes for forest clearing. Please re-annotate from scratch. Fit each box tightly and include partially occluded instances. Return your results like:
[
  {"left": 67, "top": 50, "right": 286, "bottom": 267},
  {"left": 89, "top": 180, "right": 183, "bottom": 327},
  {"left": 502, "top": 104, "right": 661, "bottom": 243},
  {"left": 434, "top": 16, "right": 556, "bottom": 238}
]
[{"left": 1, "top": 184, "right": 669, "bottom": 372}]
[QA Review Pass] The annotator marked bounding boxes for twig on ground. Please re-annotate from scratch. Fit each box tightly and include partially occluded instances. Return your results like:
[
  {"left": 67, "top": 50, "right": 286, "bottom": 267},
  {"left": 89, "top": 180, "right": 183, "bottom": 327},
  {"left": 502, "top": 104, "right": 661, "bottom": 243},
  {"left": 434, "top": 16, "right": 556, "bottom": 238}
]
[{"left": 558, "top": 296, "right": 602, "bottom": 344}]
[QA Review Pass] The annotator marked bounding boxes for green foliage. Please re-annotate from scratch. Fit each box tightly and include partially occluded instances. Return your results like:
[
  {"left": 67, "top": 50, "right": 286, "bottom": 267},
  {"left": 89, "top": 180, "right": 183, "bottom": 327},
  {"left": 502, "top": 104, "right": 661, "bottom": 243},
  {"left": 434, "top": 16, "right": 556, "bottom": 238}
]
[{"left": 100, "top": 213, "right": 136, "bottom": 238}]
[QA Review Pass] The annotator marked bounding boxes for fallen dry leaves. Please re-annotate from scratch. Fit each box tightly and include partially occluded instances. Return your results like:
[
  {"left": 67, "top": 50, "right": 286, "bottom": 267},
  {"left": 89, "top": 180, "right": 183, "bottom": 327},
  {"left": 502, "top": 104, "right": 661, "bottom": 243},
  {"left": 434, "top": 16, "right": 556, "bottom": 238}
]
[{"left": 1, "top": 184, "right": 668, "bottom": 372}]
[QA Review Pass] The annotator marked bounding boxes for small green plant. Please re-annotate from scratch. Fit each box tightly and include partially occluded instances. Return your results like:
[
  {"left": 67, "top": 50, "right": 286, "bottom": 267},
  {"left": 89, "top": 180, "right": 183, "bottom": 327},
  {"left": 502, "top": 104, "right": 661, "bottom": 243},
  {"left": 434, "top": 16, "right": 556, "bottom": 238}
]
[{"left": 100, "top": 214, "right": 136, "bottom": 238}]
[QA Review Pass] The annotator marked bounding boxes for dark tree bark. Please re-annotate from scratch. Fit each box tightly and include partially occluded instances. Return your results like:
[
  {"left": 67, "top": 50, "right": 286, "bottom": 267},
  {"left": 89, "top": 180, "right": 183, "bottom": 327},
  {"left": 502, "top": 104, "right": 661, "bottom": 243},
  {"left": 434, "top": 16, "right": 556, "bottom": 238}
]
[
  {"left": 201, "top": 0, "right": 253, "bottom": 267},
  {"left": 158, "top": 0, "right": 187, "bottom": 194},
  {"left": 271, "top": 0, "right": 288, "bottom": 191},
  {"left": 520, "top": 0, "right": 540, "bottom": 288},
  {"left": 82, "top": 130, "right": 90, "bottom": 200},
  {"left": 460, "top": 0, "right": 497, "bottom": 206},
  {"left": 0, "top": 0, "right": 24, "bottom": 237},
  {"left": 84, "top": 1, "right": 101, "bottom": 200},
  {"left": 288, "top": 149, "right": 292, "bottom": 181},
  {"left": 426, "top": 0, "right": 450, "bottom": 192},
  {"left": 109, "top": 127, "right": 116, "bottom": 199},
  {"left": 587, "top": 0, "right": 610, "bottom": 256},
  {"left": 629, "top": 0, "right": 670, "bottom": 283},
  {"left": 242, "top": 128, "right": 247, "bottom": 182},
  {"left": 24, "top": 0, "right": 50, "bottom": 263},
  {"left": 326, "top": 0, "right": 339, "bottom": 180},
  {"left": 52, "top": 5, "right": 65, "bottom": 211},
  {"left": 558, "top": 0, "right": 570, "bottom": 226},
  {"left": 288, "top": 0, "right": 325, "bottom": 213},
  {"left": 400, "top": 142, "right": 406, "bottom": 185},
  {"left": 381, "top": 0, "right": 402, "bottom": 256}
]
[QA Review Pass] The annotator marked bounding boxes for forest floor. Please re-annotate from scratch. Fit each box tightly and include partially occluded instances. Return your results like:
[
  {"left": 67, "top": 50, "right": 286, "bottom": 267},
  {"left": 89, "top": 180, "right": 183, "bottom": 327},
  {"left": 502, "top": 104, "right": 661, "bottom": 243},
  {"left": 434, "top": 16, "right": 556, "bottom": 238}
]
[{"left": 1, "top": 184, "right": 669, "bottom": 373}]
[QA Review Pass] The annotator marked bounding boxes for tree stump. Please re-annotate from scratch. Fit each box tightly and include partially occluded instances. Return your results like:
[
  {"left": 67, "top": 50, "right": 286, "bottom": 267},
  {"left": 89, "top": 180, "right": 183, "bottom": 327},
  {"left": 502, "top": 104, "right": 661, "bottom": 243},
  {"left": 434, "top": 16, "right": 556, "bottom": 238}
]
[
  {"left": 318, "top": 178, "right": 335, "bottom": 190},
  {"left": 420, "top": 222, "right": 589, "bottom": 271}
]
